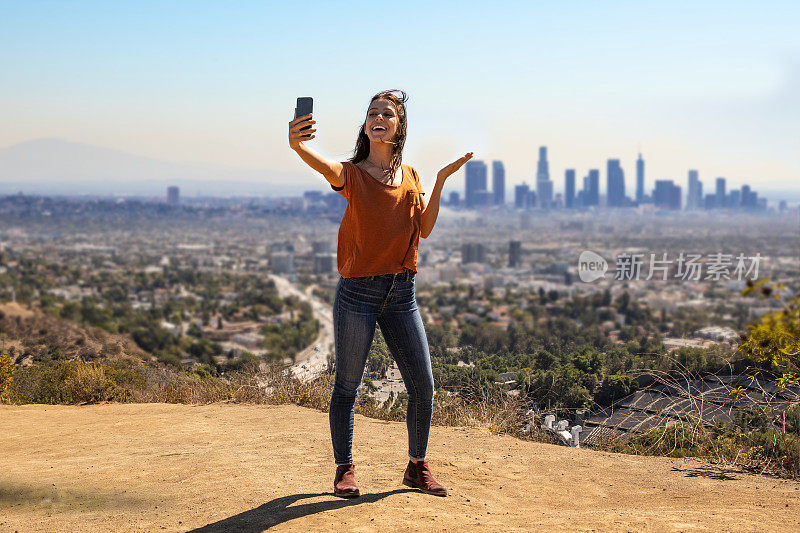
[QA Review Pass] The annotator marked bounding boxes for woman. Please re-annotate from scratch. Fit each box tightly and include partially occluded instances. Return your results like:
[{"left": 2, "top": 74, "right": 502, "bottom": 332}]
[{"left": 288, "top": 89, "right": 472, "bottom": 498}]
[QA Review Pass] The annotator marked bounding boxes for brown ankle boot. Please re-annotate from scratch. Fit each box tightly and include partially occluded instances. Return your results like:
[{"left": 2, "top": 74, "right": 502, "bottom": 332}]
[
  {"left": 333, "top": 464, "right": 360, "bottom": 498},
  {"left": 403, "top": 460, "right": 447, "bottom": 496}
]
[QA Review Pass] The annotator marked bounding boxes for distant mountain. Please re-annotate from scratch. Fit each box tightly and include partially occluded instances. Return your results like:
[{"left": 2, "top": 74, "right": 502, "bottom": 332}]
[{"left": 0, "top": 138, "right": 317, "bottom": 197}]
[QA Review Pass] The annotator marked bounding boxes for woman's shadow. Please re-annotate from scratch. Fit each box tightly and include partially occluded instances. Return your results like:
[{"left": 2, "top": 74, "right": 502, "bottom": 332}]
[{"left": 187, "top": 489, "right": 414, "bottom": 532}]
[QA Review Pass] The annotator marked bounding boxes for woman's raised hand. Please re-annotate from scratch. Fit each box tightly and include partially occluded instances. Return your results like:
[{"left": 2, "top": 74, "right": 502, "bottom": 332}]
[
  {"left": 288, "top": 108, "right": 317, "bottom": 150},
  {"left": 437, "top": 152, "right": 474, "bottom": 182}
]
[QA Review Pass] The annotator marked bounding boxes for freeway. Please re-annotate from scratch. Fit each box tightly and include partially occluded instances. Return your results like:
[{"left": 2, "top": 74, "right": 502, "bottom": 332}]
[{"left": 268, "top": 274, "right": 333, "bottom": 382}]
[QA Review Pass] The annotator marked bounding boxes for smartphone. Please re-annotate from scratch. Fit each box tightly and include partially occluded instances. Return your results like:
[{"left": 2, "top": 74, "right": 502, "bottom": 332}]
[{"left": 295, "top": 97, "right": 313, "bottom": 135}]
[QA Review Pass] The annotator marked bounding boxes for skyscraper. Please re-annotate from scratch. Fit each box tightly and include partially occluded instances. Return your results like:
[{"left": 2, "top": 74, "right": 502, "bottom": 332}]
[
  {"left": 564, "top": 169, "right": 576, "bottom": 209},
  {"left": 606, "top": 159, "right": 626, "bottom": 207},
  {"left": 654, "top": 180, "right": 681, "bottom": 210},
  {"left": 715, "top": 177, "right": 726, "bottom": 209},
  {"left": 697, "top": 180, "right": 703, "bottom": 206},
  {"left": 465, "top": 160, "right": 488, "bottom": 208},
  {"left": 636, "top": 153, "right": 645, "bottom": 202},
  {"left": 584, "top": 170, "right": 600, "bottom": 206},
  {"left": 741, "top": 184, "right": 760, "bottom": 209},
  {"left": 687, "top": 170, "right": 701, "bottom": 210},
  {"left": 508, "top": 240, "right": 521, "bottom": 267},
  {"left": 527, "top": 189, "right": 537, "bottom": 209},
  {"left": 514, "top": 183, "right": 530, "bottom": 209},
  {"left": 653, "top": 181, "right": 669, "bottom": 208},
  {"left": 167, "top": 186, "right": 179, "bottom": 205},
  {"left": 492, "top": 160, "right": 505, "bottom": 206},
  {"left": 536, "top": 146, "right": 549, "bottom": 182},
  {"left": 536, "top": 146, "right": 553, "bottom": 207},
  {"left": 671, "top": 184, "right": 682, "bottom": 210},
  {"left": 729, "top": 189, "right": 741, "bottom": 208},
  {"left": 537, "top": 181, "right": 553, "bottom": 209}
]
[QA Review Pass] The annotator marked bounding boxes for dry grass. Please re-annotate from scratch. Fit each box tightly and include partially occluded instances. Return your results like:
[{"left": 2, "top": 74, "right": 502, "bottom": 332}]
[
  {"left": 591, "top": 364, "right": 800, "bottom": 478},
  {"left": 0, "top": 353, "right": 529, "bottom": 441},
  {"left": 7, "top": 352, "right": 796, "bottom": 477}
]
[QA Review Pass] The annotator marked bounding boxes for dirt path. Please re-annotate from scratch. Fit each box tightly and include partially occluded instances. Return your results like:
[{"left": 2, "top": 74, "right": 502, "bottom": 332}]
[{"left": 2, "top": 403, "right": 799, "bottom": 532}]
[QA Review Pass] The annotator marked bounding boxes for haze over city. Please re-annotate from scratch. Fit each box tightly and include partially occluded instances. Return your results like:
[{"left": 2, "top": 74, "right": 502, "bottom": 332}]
[{"left": 2, "top": 1, "right": 799, "bottom": 199}]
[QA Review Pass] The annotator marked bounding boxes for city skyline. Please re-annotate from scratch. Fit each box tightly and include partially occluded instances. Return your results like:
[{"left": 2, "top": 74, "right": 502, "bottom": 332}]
[
  {"left": 0, "top": 136, "right": 791, "bottom": 206},
  {"left": 2, "top": 2, "right": 799, "bottom": 195},
  {"left": 456, "top": 149, "right": 776, "bottom": 210}
]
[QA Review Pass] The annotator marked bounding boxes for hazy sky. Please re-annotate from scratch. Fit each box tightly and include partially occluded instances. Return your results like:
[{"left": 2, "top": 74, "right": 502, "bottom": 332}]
[{"left": 2, "top": 0, "right": 799, "bottom": 194}]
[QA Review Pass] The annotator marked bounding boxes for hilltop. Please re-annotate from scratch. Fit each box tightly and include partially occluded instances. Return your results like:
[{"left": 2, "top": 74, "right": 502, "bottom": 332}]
[
  {"left": 2, "top": 402, "right": 799, "bottom": 532},
  {"left": 0, "top": 302, "right": 153, "bottom": 367}
]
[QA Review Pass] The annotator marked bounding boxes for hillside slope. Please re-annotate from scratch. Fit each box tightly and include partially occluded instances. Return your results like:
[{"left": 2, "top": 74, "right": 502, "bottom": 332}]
[
  {"left": 0, "top": 302, "right": 152, "bottom": 367},
  {"left": 2, "top": 403, "right": 799, "bottom": 532}
]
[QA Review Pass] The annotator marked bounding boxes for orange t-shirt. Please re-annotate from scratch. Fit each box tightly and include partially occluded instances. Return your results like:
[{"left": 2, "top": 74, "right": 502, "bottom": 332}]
[{"left": 331, "top": 161, "right": 425, "bottom": 278}]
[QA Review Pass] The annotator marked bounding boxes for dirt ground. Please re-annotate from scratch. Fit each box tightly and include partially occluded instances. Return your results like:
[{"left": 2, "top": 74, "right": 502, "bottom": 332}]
[{"left": 2, "top": 403, "right": 799, "bottom": 532}]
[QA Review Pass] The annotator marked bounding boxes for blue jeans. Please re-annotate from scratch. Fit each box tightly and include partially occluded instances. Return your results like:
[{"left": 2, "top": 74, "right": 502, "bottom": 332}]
[{"left": 330, "top": 269, "right": 434, "bottom": 465}]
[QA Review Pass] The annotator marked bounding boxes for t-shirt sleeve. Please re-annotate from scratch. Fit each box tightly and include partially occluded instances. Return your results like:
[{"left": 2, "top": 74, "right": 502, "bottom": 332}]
[{"left": 330, "top": 162, "right": 349, "bottom": 199}]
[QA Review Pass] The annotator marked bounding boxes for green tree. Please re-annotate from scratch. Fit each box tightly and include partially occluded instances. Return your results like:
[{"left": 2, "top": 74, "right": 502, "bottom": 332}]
[
  {"left": 595, "top": 374, "right": 638, "bottom": 406},
  {"left": 738, "top": 280, "right": 800, "bottom": 388}
]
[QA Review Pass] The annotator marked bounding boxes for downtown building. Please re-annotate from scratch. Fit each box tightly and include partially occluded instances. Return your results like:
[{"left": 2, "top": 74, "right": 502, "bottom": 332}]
[
  {"left": 606, "top": 159, "right": 626, "bottom": 207},
  {"left": 492, "top": 160, "right": 505, "bottom": 206},
  {"left": 166, "top": 186, "right": 180, "bottom": 205},
  {"left": 536, "top": 146, "right": 554, "bottom": 208},
  {"left": 564, "top": 169, "right": 576, "bottom": 208},
  {"left": 635, "top": 153, "right": 645, "bottom": 203},
  {"left": 465, "top": 160, "right": 489, "bottom": 208},
  {"left": 465, "top": 159, "right": 506, "bottom": 208},
  {"left": 653, "top": 180, "right": 682, "bottom": 210},
  {"left": 687, "top": 170, "right": 702, "bottom": 210},
  {"left": 575, "top": 169, "right": 599, "bottom": 207},
  {"left": 514, "top": 182, "right": 537, "bottom": 210}
]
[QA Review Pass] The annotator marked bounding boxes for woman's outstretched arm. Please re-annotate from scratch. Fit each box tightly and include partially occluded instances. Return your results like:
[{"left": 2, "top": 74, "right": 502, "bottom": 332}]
[
  {"left": 420, "top": 152, "right": 473, "bottom": 239},
  {"left": 288, "top": 109, "right": 344, "bottom": 188}
]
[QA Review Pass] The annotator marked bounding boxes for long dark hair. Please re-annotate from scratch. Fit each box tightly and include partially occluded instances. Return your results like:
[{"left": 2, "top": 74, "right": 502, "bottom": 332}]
[{"left": 350, "top": 89, "right": 408, "bottom": 177}]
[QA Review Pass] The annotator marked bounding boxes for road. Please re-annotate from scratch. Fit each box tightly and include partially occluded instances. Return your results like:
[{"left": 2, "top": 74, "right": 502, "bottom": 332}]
[{"left": 267, "top": 274, "right": 333, "bottom": 381}]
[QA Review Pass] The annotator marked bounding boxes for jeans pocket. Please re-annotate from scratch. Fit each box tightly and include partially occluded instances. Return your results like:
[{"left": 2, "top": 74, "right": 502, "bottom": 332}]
[
  {"left": 398, "top": 277, "right": 415, "bottom": 289},
  {"left": 343, "top": 276, "right": 371, "bottom": 290},
  {"left": 341, "top": 276, "right": 384, "bottom": 304}
]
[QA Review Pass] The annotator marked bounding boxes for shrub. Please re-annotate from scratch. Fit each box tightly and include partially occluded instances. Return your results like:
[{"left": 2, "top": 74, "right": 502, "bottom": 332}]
[
  {"left": 602, "top": 416, "right": 800, "bottom": 479},
  {"left": 0, "top": 351, "right": 15, "bottom": 402},
  {"left": 62, "top": 360, "right": 115, "bottom": 403},
  {"left": 10, "top": 359, "right": 115, "bottom": 404},
  {"left": 157, "top": 350, "right": 182, "bottom": 367}
]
